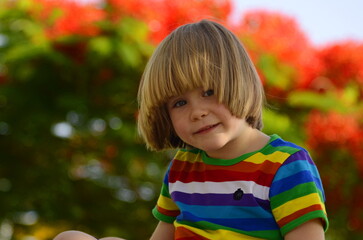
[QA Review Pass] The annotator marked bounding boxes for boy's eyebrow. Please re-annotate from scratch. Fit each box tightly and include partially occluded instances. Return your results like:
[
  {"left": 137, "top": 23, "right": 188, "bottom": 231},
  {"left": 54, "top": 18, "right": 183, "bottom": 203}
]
[
  {"left": 167, "top": 95, "right": 181, "bottom": 103},
  {"left": 165, "top": 98, "right": 179, "bottom": 110}
]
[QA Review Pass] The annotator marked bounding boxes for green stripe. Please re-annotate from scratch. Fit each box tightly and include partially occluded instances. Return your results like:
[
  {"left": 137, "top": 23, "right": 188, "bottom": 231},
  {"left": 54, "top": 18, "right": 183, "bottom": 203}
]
[
  {"left": 160, "top": 183, "right": 171, "bottom": 198},
  {"left": 179, "top": 148, "right": 201, "bottom": 154},
  {"left": 261, "top": 144, "right": 300, "bottom": 155},
  {"left": 280, "top": 211, "right": 329, "bottom": 236},
  {"left": 270, "top": 182, "right": 323, "bottom": 209},
  {"left": 152, "top": 207, "right": 175, "bottom": 223}
]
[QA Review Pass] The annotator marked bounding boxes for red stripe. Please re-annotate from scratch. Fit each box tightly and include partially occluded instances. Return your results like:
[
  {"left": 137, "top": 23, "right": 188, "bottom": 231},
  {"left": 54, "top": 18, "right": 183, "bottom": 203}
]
[
  {"left": 277, "top": 204, "right": 324, "bottom": 227},
  {"left": 157, "top": 206, "right": 180, "bottom": 217},
  {"left": 172, "top": 158, "right": 282, "bottom": 175},
  {"left": 175, "top": 226, "right": 209, "bottom": 240},
  {"left": 169, "top": 169, "right": 274, "bottom": 186}
]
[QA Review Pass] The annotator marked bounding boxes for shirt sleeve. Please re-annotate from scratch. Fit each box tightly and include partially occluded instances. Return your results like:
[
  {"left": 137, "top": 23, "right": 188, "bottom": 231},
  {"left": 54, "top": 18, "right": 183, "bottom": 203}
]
[
  {"left": 152, "top": 161, "right": 180, "bottom": 223},
  {"left": 269, "top": 149, "right": 329, "bottom": 236}
]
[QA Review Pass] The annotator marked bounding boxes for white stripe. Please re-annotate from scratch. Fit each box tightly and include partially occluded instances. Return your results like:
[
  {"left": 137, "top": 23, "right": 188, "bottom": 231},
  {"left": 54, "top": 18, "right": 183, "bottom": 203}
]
[{"left": 169, "top": 180, "right": 270, "bottom": 200}]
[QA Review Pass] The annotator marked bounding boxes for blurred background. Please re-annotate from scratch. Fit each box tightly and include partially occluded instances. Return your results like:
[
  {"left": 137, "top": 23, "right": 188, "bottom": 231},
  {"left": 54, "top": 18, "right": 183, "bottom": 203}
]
[{"left": 0, "top": 0, "right": 362, "bottom": 239}]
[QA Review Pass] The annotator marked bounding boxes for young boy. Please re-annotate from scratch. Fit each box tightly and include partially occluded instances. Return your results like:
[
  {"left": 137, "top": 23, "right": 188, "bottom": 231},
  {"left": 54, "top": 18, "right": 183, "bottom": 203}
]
[{"left": 137, "top": 19, "right": 328, "bottom": 239}]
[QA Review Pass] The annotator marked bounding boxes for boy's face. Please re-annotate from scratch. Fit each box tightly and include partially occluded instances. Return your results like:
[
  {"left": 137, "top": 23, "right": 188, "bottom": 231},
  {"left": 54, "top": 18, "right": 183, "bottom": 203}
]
[{"left": 167, "top": 88, "right": 252, "bottom": 159}]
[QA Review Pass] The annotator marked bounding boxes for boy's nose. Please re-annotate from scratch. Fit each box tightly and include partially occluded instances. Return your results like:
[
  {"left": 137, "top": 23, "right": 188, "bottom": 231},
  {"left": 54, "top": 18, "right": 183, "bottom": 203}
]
[{"left": 190, "top": 105, "right": 208, "bottom": 121}]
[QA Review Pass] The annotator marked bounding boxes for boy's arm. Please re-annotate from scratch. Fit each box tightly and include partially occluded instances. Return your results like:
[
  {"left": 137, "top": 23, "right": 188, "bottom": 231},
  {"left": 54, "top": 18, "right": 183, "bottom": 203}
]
[
  {"left": 150, "top": 221, "right": 175, "bottom": 240},
  {"left": 284, "top": 219, "right": 325, "bottom": 240}
]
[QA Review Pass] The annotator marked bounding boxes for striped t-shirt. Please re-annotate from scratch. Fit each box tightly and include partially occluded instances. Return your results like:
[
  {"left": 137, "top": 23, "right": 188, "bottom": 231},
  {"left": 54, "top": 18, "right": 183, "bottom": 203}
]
[{"left": 152, "top": 134, "right": 329, "bottom": 239}]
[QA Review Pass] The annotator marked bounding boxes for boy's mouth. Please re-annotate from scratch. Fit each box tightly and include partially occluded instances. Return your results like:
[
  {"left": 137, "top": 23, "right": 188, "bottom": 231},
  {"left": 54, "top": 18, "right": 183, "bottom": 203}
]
[{"left": 194, "top": 123, "right": 220, "bottom": 134}]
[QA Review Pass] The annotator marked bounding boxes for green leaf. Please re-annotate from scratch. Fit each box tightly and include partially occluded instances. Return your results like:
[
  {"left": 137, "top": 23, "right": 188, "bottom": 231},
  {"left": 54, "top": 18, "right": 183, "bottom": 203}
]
[
  {"left": 118, "top": 43, "right": 141, "bottom": 67},
  {"left": 89, "top": 36, "right": 112, "bottom": 56},
  {"left": 258, "top": 54, "right": 295, "bottom": 90},
  {"left": 263, "top": 108, "right": 291, "bottom": 133},
  {"left": 287, "top": 91, "right": 345, "bottom": 112},
  {"left": 341, "top": 83, "right": 360, "bottom": 106}
]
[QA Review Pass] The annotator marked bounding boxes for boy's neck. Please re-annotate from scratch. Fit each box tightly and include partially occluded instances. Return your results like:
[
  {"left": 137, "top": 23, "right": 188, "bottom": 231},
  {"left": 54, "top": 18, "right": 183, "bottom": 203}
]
[{"left": 205, "top": 129, "right": 270, "bottom": 160}]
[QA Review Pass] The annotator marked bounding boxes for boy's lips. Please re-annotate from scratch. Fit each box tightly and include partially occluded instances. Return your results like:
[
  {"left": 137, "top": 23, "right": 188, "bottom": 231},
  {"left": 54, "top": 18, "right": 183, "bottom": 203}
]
[{"left": 194, "top": 123, "right": 220, "bottom": 134}]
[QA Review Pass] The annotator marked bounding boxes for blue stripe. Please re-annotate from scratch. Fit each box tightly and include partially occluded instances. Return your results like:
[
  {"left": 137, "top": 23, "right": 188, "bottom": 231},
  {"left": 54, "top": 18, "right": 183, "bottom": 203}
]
[
  {"left": 163, "top": 160, "right": 174, "bottom": 185},
  {"left": 270, "top": 138, "right": 304, "bottom": 151},
  {"left": 273, "top": 160, "right": 320, "bottom": 182},
  {"left": 270, "top": 171, "right": 322, "bottom": 197},
  {"left": 177, "top": 211, "right": 279, "bottom": 231},
  {"left": 175, "top": 202, "right": 272, "bottom": 219}
]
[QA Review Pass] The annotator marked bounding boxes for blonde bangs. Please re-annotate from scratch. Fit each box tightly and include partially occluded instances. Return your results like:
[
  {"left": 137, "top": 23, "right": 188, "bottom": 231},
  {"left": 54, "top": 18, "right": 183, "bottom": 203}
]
[{"left": 139, "top": 28, "right": 225, "bottom": 112}]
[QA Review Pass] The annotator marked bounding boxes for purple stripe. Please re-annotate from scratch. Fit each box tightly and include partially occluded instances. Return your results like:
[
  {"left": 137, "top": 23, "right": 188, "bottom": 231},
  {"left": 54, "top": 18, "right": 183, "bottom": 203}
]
[
  {"left": 171, "top": 192, "right": 270, "bottom": 209},
  {"left": 284, "top": 150, "right": 314, "bottom": 165},
  {"left": 270, "top": 138, "right": 304, "bottom": 151}
]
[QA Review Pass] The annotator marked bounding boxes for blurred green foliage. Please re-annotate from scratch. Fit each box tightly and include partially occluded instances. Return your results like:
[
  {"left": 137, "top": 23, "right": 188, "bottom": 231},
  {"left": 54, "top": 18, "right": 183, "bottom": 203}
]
[{"left": 0, "top": 1, "right": 171, "bottom": 239}]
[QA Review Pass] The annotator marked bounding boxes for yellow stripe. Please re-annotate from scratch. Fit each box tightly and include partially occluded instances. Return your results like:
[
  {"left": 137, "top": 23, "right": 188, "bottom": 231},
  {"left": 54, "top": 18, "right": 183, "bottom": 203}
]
[
  {"left": 244, "top": 151, "right": 290, "bottom": 164},
  {"left": 174, "top": 222, "right": 263, "bottom": 240},
  {"left": 175, "top": 150, "right": 290, "bottom": 165},
  {"left": 272, "top": 193, "right": 326, "bottom": 222},
  {"left": 157, "top": 195, "right": 179, "bottom": 211},
  {"left": 174, "top": 150, "right": 203, "bottom": 163},
  {"left": 175, "top": 150, "right": 290, "bottom": 164}
]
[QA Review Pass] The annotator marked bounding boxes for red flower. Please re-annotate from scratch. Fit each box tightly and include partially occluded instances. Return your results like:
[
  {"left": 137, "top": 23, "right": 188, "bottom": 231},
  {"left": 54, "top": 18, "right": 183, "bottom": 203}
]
[
  {"left": 235, "top": 11, "right": 322, "bottom": 90},
  {"left": 305, "top": 110, "right": 363, "bottom": 175},
  {"left": 318, "top": 41, "right": 363, "bottom": 89},
  {"left": 31, "top": 0, "right": 105, "bottom": 39},
  {"left": 107, "top": 0, "right": 231, "bottom": 43},
  {"left": 306, "top": 110, "right": 360, "bottom": 147},
  {"left": 53, "top": 41, "right": 87, "bottom": 63}
]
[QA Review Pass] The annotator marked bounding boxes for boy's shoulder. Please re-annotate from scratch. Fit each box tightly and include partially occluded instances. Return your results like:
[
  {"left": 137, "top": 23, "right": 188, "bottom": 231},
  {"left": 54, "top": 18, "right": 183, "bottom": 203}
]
[
  {"left": 267, "top": 134, "right": 307, "bottom": 153},
  {"left": 254, "top": 134, "right": 311, "bottom": 166},
  {"left": 264, "top": 134, "right": 314, "bottom": 166}
]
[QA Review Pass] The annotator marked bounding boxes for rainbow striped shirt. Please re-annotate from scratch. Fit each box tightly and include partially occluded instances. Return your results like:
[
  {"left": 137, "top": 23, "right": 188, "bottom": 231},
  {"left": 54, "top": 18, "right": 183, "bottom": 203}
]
[{"left": 153, "top": 134, "right": 328, "bottom": 239}]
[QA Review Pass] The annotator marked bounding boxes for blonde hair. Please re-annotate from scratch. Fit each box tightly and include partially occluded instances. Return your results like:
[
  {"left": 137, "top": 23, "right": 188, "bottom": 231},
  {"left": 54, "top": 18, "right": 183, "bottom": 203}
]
[{"left": 138, "top": 19, "right": 265, "bottom": 151}]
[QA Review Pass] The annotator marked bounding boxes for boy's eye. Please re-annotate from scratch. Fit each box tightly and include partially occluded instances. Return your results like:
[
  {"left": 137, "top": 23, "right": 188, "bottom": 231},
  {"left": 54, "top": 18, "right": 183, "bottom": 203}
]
[
  {"left": 173, "top": 100, "right": 187, "bottom": 108},
  {"left": 203, "top": 89, "right": 214, "bottom": 97}
]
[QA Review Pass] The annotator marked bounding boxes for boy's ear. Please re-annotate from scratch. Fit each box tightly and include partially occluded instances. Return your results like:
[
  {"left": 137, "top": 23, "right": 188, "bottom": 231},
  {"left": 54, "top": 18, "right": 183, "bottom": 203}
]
[{"left": 246, "top": 116, "right": 255, "bottom": 125}]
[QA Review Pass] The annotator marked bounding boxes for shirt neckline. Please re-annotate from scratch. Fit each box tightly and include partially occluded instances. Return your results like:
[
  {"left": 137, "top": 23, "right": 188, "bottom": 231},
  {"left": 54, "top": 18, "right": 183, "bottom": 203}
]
[{"left": 201, "top": 134, "right": 280, "bottom": 166}]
